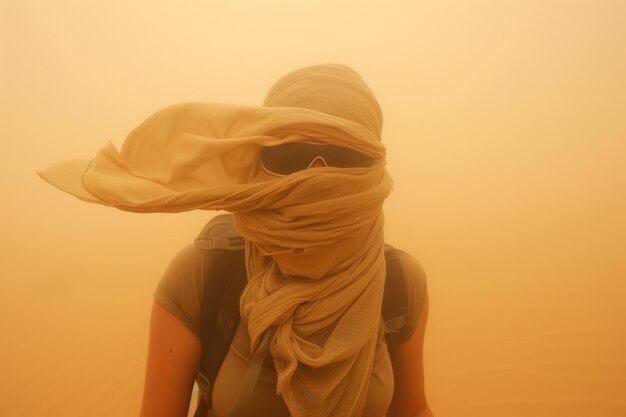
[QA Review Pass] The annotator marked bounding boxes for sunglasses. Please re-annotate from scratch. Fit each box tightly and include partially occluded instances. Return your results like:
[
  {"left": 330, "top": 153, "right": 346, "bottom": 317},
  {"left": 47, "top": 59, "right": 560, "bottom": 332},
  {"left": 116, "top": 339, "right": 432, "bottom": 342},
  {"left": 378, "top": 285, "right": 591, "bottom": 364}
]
[{"left": 260, "top": 142, "right": 375, "bottom": 176}]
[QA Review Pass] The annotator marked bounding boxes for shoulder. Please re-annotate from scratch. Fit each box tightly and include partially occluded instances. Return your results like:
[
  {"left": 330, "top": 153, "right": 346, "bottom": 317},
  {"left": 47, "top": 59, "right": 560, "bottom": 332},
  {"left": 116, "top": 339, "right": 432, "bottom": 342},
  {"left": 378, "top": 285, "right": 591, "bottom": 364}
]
[
  {"left": 162, "top": 244, "right": 213, "bottom": 280},
  {"left": 154, "top": 244, "right": 213, "bottom": 336},
  {"left": 388, "top": 247, "right": 428, "bottom": 341}
]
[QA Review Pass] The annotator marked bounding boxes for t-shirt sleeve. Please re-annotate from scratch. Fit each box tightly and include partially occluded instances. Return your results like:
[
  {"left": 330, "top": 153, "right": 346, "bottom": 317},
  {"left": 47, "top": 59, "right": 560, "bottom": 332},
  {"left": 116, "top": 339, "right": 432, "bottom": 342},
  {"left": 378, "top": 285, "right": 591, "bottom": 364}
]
[
  {"left": 153, "top": 244, "right": 209, "bottom": 336},
  {"left": 395, "top": 250, "right": 428, "bottom": 341}
]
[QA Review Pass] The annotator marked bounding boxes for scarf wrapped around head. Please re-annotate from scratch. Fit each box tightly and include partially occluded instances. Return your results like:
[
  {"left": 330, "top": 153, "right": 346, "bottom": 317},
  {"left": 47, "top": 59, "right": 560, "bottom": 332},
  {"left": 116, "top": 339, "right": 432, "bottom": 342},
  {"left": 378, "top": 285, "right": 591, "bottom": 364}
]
[{"left": 38, "top": 63, "right": 393, "bottom": 417}]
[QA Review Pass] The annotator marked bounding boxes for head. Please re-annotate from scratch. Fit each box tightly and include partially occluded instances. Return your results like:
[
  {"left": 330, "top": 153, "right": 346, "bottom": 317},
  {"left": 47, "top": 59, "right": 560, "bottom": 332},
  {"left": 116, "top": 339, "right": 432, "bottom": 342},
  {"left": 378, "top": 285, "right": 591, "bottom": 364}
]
[
  {"left": 260, "top": 64, "right": 382, "bottom": 176},
  {"left": 263, "top": 64, "right": 383, "bottom": 139}
]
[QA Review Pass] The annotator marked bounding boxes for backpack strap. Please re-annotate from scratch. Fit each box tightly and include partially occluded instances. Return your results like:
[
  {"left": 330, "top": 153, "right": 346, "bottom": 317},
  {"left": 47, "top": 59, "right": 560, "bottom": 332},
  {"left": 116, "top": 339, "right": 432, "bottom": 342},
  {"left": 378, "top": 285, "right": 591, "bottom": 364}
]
[
  {"left": 382, "top": 244, "right": 408, "bottom": 369},
  {"left": 194, "top": 215, "right": 247, "bottom": 417}
]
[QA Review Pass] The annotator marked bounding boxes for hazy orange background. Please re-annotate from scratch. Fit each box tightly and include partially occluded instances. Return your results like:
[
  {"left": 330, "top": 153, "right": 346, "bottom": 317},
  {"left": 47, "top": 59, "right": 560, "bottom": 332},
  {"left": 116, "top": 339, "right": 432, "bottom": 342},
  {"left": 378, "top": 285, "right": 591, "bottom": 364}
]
[{"left": 1, "top": 1, "right": 625, "bottom": 416}]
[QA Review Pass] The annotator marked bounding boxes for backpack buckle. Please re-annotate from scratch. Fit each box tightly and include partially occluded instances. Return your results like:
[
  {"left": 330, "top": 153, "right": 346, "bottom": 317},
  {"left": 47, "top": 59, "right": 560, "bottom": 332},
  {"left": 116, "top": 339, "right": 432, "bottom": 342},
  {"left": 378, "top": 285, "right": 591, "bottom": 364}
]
[
  {"left": 196, "top": 370, "right": 212, "bottom": 400},
  {"left": 195, "top": 214, "right": 246, "bottom": 251},
  {"left": 383, "top": 314, "right": 406, "bottom": 334}
]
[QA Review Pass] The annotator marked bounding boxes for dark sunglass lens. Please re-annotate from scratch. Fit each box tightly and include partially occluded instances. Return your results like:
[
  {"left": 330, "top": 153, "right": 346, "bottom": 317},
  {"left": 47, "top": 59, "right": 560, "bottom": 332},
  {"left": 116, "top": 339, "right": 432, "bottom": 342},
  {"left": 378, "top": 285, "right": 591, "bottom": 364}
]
[
  {"left": 260, "top": 142, "right": 374, "bottom": 175},
  {"left": 324, "top": 146, "right": 374, "bottom": 168},
  {"left": 260, "top": 144, "right": 311, "bottom": 175}
]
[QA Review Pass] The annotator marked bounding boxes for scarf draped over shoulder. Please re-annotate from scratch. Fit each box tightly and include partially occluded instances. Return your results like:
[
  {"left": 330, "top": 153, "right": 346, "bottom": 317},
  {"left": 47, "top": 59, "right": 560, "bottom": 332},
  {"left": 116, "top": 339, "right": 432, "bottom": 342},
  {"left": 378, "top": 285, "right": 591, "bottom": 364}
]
[{"left": 39, "top": 64, "right": 393, "bottom": 417}]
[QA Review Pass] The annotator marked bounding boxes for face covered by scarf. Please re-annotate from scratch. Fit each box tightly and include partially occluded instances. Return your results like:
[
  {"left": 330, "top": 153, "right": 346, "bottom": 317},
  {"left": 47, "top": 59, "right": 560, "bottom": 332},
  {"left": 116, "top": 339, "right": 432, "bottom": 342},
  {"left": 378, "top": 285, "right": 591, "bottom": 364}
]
[{"left": 38, "top": 64, "right": 394, "bottom": 417}]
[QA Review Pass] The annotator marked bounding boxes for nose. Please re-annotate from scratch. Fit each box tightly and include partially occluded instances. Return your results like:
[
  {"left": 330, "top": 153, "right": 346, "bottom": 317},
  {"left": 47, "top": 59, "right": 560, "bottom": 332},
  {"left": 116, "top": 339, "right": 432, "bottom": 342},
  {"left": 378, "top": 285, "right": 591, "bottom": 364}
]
[{"left": 307, "top": 156, "right": 328, "bottom": 168}]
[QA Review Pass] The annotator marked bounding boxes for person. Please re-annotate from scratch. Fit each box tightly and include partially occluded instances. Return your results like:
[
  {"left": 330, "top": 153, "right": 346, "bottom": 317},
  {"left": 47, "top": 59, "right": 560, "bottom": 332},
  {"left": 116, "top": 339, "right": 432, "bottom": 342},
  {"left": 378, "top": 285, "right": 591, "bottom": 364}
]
[{"left": 38, "top": 64, "right": 433, "bottom": 417}]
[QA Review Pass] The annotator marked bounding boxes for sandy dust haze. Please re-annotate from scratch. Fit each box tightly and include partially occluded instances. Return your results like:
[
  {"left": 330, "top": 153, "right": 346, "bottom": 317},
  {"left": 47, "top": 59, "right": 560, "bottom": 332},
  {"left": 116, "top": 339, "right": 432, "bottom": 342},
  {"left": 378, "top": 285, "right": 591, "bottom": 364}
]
[{"left": 1, "top": 1, "right": 625, "bottom": 416}]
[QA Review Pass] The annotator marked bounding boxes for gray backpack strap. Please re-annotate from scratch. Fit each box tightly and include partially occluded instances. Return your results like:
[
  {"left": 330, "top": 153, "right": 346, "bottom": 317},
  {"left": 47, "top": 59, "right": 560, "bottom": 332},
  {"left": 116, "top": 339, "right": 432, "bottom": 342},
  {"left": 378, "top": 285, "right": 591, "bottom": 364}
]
[
  {"left": 195, "top": 213, "right": 270, "bottom": 417},
  {"left": 381, "top": 244, "right": 408, "bottom": 368},
  {"left": 194, "top": 213, "right": 247, "bottom": 417},
  {"left": 382, "top": 244, "right": 407, "bottom": 332}
]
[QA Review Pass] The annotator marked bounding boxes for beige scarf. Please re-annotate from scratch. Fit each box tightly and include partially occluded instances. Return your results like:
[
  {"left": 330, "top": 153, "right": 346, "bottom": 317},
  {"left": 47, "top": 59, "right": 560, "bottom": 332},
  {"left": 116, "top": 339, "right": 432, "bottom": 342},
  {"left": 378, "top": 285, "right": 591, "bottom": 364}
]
[{"left": 39, "top": 64, "right": 393, "bottom": 417}]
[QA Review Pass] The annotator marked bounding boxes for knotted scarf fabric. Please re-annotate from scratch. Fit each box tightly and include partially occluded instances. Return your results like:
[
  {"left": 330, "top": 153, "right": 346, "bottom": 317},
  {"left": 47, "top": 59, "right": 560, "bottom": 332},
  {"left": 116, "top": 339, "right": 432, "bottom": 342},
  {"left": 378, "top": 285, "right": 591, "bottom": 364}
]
[{"left": 38, "top": 64, "right": 393, "bottom": 417}]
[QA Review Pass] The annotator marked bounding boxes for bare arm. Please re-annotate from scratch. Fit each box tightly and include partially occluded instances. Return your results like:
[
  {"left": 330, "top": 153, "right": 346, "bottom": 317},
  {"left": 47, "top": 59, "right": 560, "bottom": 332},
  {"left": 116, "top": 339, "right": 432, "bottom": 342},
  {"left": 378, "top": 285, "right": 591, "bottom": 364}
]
[
  {"left": 387, "top": 293, "right": 434, "bottom": 417},
  {"left": 140, "top": 301, "right": 202, "bottom": 417}
]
